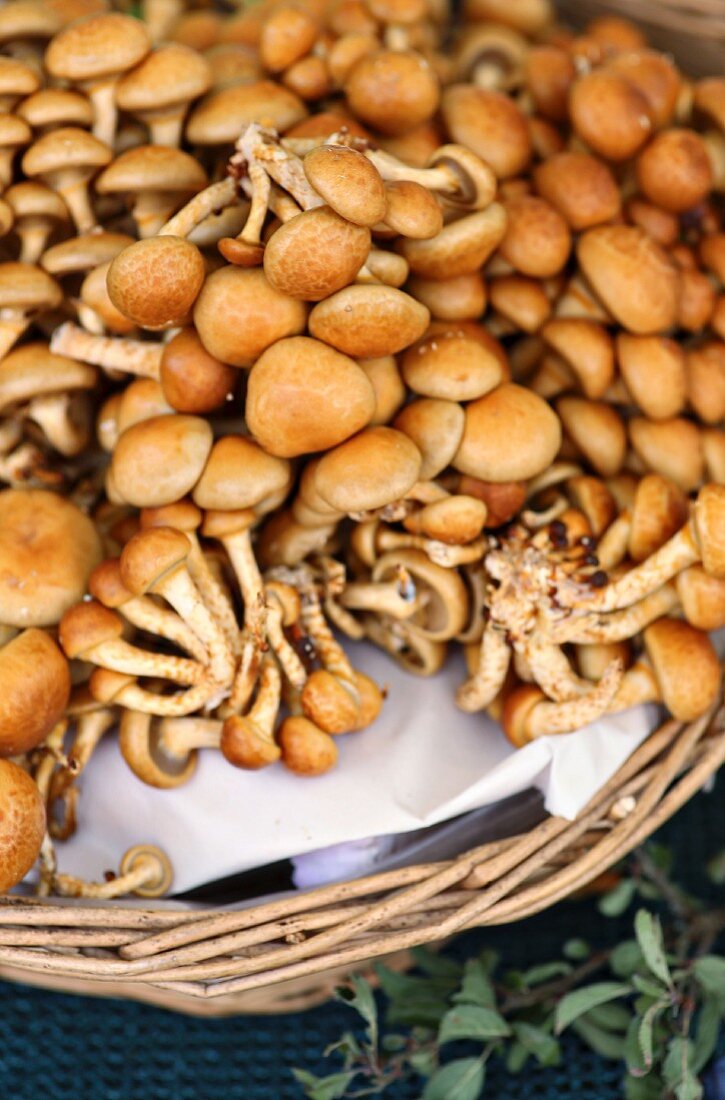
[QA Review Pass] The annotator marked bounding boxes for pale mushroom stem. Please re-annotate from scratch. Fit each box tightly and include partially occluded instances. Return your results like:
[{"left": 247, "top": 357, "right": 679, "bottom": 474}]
[
  {"left": 363, "top": 146, "right": 458, "bottom": 196},
  {"left": 608, "top": 660, "right": 660, "bottom": 713},
  {"left": 49, "top": 708, "right": 115, "bottom": 841},
  {"left": 37, "top": 832, "right": 57, "bottom": 898},
  {"left": 239, "top": 161, "right": 271, "bottom": 244},
  {"left": 105, "top": 675, "right": 227, "bottom": 717},
  {"left": 54, "top": 846, "right": 169, "bottom": 899},
  {"left": 221, "top": 526, "right": 266, "bottom": 635},
  {"left": 525, "top": 638, "right": 600, "bottom": 702},
  {"left": 156, "top": 566, "right": 236, "bottom": 687},
  {"left": 17, "top": 222, "right": 52, "bottom": 265},
  {"left": 75, "top": 302, "right": 105, "bottom": 334},
  {"left": 116, "top": 595, "right": 209, "bottom": 663},
  {"left": 158, "top": 176, "right": 237, "bottom": 237},
  {"left": 142, "top": 0, "right": 183, "bottom": 43},
  {"left": 553, "top": 584, "right": 679, "bottom": 644},
  {"left": 224, "top": 632, "right": 263, "bottom": 716},
  {"left": 50, "top": 322, "right": 163, "bottom": 379},
  {"left": 52, "top": 171, "right": 98, "bottom": 234},
  {"left": 265, "top": 592, "right": 307, "bottom": 691},
  {"left": 0, "top": 152, "right": 16, "bottom": 191},
  {"left": 86, "top": 637, "right": 207, "bottom": 684},
  {"left": 300, "top": 586, "right": 358, "bottom": 691},
  {"left": 340, "top": 579, "right": 423, "bottom": 619},
  {"left": 456, "top": 624, "right": 511, "bottom": 711},
  {"left": 157, "top": 716, "right": 222, "bottom": 757},
  {"left": 0, "top": 310, "right": 30, "bottom": 359},
  {"left": 520, "top": 659, "right": 624, "bottom": 738},
  {"left": 376, "top": 527, "right": 488, "bottom": 567},
  {"left": 133, "top": 189, "right": 191, "bottom": 238},
  {"left": 25, "top": 393, "right": 90, "bottom": 456},
  {"left": 184, "top": 534, "right": 241, "bottom": 657},
  {"left": 578, "top": 522, "right": 700, "bottom": 613},
  {"left": 87, "top": 80, "right": 118, "bottom": 150}
]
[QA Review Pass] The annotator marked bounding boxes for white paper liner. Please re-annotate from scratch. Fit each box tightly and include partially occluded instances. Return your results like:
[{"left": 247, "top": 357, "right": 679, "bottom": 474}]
[{"left": 57, "top": 641, "right": 662, "bottom": 894}]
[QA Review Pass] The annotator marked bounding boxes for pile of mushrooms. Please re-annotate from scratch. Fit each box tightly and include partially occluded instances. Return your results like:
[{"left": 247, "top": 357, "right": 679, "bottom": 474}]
[{"left": 0, "top": 0, "right": 722, "bottom": 900}]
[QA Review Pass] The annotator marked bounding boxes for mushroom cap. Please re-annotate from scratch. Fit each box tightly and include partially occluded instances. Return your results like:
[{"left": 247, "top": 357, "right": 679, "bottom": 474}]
[
  {"left": 314, "top": 426, "right": 422, "bottom": 512},
  {"left": 116, "top": 43, "right": 211, "bottom": 112},
  {"left": 0, "top": 1, "right": 60, "bottom": 41},
  {"left": 0, "top": 342, "right": 97, "bottom": 413},
  {"left": 245, "top": 336, "right": 375, "bottom": 458},
  {"left": 628, "top": 474, "right": 689, "bottom": 563},
  {"left": 676, "top": 565, "right": 725, "bottom": 632},
  {"left": 557, "top": 396, "right": 626, "bottom": 478},
  {"left": 694, "top": 482, "right": 725, "bottom": 578},
  {"left": 22, "top": 126, "right": 112, "bottom": 175},
  {"left": 606, "top": 48, "right": 681, "bottom": 130},
  {"left": 139, "top": 501, "right": 203, "bottom": 535},
  {"left": 186, "top": 81, "right": 307, "bottom": 143},
  {"left": 686, "top": 343, "right": 725, "bottom": 427},
  {"left": 193, "top": 266, "right": 307, "bottom": 367},
  {"left": 541, "top": 319, "right": 614, "bottom": 399},
  {"left": 107, "top": 237, "right": 206, "bottom": 330},
  {"left": 159, "top": 328, "right": 237, "bottom": 414},
  {"left": 88, "top": 557, "right": 135, "bottom": 609},
  {"left": 440, "top": 85, "right": 531, "bottom": 179},
  {"left": 499, "top": 194, "right": 571, "bottom": 278},
  {"left": 0, "top": 489, "right": 103, "bottom": 627},
  {"left": 407, "top": 271, "right": 486, "bottom": 321},
  {"left": 285, "top": 109, "right": 370, "bottom": 141},
  {"left": 221, "top": 713, "right": 281, "bottom": 769},
  {"left": 453, "top": 382, "right": 561, "bottom": 482},
  {"left": 95, "top": 145, "right": 208, "bottom": 195},
  {"left": 358, "top": 355, "right": 406, "bottom": 425},
  {"left": 41, "top": 231, "right": 134, "bottom": 275},
  {"left": 577, "top": 226, "right": 679, "bottom": 335},
  {"left": 636, "top": 129, "right": 713, "bottom": 214},
  {"left": 59, "top": 599, "right": 124, "bottom": 658},
  {"left": 0, "top": 114, "right": 32, "bottom": 148},
  {"left": 17, "top": 88, "right": 93, "bottom": 130},
  {"left": 0, "top": 759, "right": 45, "bottom": 892},
  {"left": 399, "top": 203, "right": 507, "bottom": 280},
  {"left": 694, "top": 77, "right": 725, "bottom": 131},
  {"left": 192, "top": 435, "right": 292, "bottom": 510},
  {"left": 0, "top": 56, "right": 40, "bottom": 99},
  {"left": 116, "top": 378, "right": 174, "bottom": 436},
  {"left": 393, "top": 397, "right": 465, "bottom": 480},
  {"left": 628, "top": 417, "right": 704, "bottom": 493},
  {"left": 308, "top": 284, "right": 429, "bottom": 358},
  {"left": 279, "top": 715, "right": 338, "bottom": 776},
  {"left": 111, "top": 415, "right": 214, "bottom": 508},
  {"left": 4, "top": 181, "right": 70, "bottom": 223},
  {"left": 45, "top": 12, "right": 151, "bottom": 83},
  {"left": 0, "top": 630, "right": 71, "bottom": 757},
  {"left": 80, "top": 261, "right": 136, "bottom": 335},
  {"left": 401, "top": 329, "right": 502, "bottom": 402},
  {"left": 644, "top": 618, "right": 720, "bottom": 721},
  {"left": 120, "top": 527, "right": 191, "bottom": 596},
  {"left": 0, "top": 262, "right": 59, "bottom": 311},
  {"left": 523, "top": 44, "right": 575, "bottom": 122},
  {"left": 345, "top": 49, "right": 440, "bottom": 136},
  {"left": 301, "top": 668, "right": 359, "bottom": 734},
  {"left": 303, "top": 144, "right": 386, "bottom": 227},
  {"left": 382, "top": 179, "right": 443, "bottom": 240},
  {"left": 459, "top": 477, "right": 526, "bottom": 526},
  {"left": 569, "top": 69, "right": 652, "bottom": 161},
  {"left": 616, "top": 334, "right": 686, "bottom": 420},
  {"left": 532, "top": 152, "right": 620, "bottom": 231},
  {"left": 263, "top": 207, "right": 371, "bottom": 301}
]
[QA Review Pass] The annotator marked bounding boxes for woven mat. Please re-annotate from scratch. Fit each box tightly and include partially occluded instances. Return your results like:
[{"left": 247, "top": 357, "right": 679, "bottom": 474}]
[{"left": 0, "top": 775, "right": 722, "bottom": 1100}]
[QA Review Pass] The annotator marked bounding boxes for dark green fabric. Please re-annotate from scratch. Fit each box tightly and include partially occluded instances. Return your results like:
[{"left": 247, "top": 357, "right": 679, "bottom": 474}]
[{"left": 0, "top": 774, "right": 722, "bottom": 1099}]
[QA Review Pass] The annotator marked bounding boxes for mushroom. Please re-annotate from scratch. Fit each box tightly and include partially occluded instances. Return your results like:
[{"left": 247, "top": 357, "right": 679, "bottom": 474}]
[
  {"left": 0, "top": 629, "right": 70, "bottom": 757},
  {"left": 358, "top": 356, "right": 406, "bottom": 426},
  {"left": 453, "top": 383, "right": 561, "bottom": 483},
  {"left": 675, "top": 565, "right": 725, "bottom": 632},
  {"left": 4, "top": 182, "right": 70, "bottom": 265},
  {"left": 263, "top": 207, "right": 373, "bottom": 300},
  {"left": 41, "top": 230, "right": 134, "bottom": 281},
  {"left": 0, "top": 56, "right": 40, "bottom": 113},
  {"left": 532, "top": 152, "right": 621, "bottom": 232},
  {"left": 44, "top": 12, "right": 151, "bottom": 147},
  {"left": 628, "top": 417, "right": 704, "bottom": 493},
  {"left": 22, "top": 127, "right": 112, "bottom": 234},
  {"left": 50, "top": 322, "right": 163, "bottom": 381},
  {"left": 221, "top": 657, "right": 282, "bottom": 769},
  {"left": 398, "top": 204, "right": 507, "bottom": 280},
  {"left": 52, "top": 844, "right": 173, "bottom": 899},
  {"left": 0, "top": 114, "right": 32, "bottom": 191},
  {"left": 636, "top": 128, "right": 713, "bottom": 213},
  {"left": 400, "top": 328, "right": 502, "bottom": 402},
  {"left": 0, "top": 1, "right": 60, "bottom": 61},
  {"left": 78, "top": 261, "right": 137, "bottom": 335},
  {"left": 616, "top": 335, "right": 687, "bottom": 420},
  {"left": 308, "top": 284, "right": 429, "bottom": 358},
  {"left": 278, "top": 716, "right": 338, "bottom": 776},
  {"left": 569, "top": 69, "right": 652, "bottom": 162},
  {"left": 540, "top": 320, "right": 615, "bottom": 400},
  {"left": 577, "top": 226, "right": 679, "bottom": 335},
  {"left": 625, "top": 196, "right": 679, "bottom": 247},
  {"left": 523, "top": 45, "right": 575, "bottom": 122},
  {"left": 498, "top": 194, "right": 571, "bottom": 278},
  {"left": 95, "top": 146, "right": 208, "bottom": 238},
  {"left": 406, "top": 272, "right": 486, "bottom": 321},
  {"left": 116, "top": 44, "right": 212, "bottom": 148},
  {"left": 246, "top": 336, "right": 375, "bottom": 457},
  {"left": 0, "top": 759, "right": 45, "bottom": 892},
  {"left": 686, "top": 343, "right": 725, "bottom": 427},
  {"left": 0, "top": 263, "right": 62, "bottom": 359},
  {"left": 107, "top": 236, "right": 207, "bottom": 330},
  {"left": 16, "top": 87, "right": 94, "bottom": 132},
  {"left": 596, "top": 473, "right": 689, "bottom": 569},
  {"left": 489, "top": 275, "right": 551, "bottom": 334},
  {"left": 186, "top": 80, "right": 307, "bottom": 146},
  {"left": 556, "top": 397, "right": 627, "bottom": 478},
  {"left": 111, "top": 414, "right": 213, "bottom": 508},
  {"left": 606, "top": 48, "right": 681, "bottom": 130},
  {"left": 302, "top": 143, "right": 386, "bottom": 227},
  {"left": 441, "top": 84, "right": 531, "bottom": 179},
  {"left": 158, "top": 328, "right": 237, "bottom": 415},
  {"left": 119, "top": 710, "right": 200, "bottom": 790},
  {"left": 313, "top": 426, "right": 422, "bottom": 514},
  {"left": 344, "top": 49, "right": 440, "bottom": 136},
  {"left": 453, "top": 23, "right": 526, "bottom": 90}
]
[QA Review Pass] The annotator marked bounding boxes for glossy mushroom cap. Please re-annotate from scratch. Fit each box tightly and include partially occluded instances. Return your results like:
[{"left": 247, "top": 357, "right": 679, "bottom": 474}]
[
  {"left": 119, "top": 526, "right": 191, "bottom": 597},
  {"left": 159, "top": 328, "right": 237, "bottom": 414},
  {"left": 192, "top": 435, "right": 291, "bottom": 511},
  {"left": 95, "top": 145, "right": 208, "bottom": 202},
  {"left": 107, "top": 237, "right": 206, "bottom": 331},
  {"left": 22, "top": 125, "right": 112, "bottom": 178},
  {"left": 453, "top": 383, "right": 561, "bottom": 482},
  {"left": 676, "top": 566, "right": 725, "bottom": 632},
  {"left": 557, "top": 397, "right": 626, "bottom": 477},
  {"left": 628, "top": 417, "right": 703, "bottom": 493},
  {"left": 279, "top": 716, "right": 338, "bottom": 776},
  {"left": 627, "top": 474, "right": 689, "bottom": 562},
  {"left": 577, "top": 227, "right": 679, "bottom": 335},
  {"left": 194, "top": 266, "right": 307, "bottom": 367},
  {"left": 616, "top": 335, "right": 686, "bottom": 420},
  {"left": 0, "top": 760, "right": 45, "bottom": 892},
  {"left": 303, "top": 144, "right": 386, "bottom": 227},
  {"left": 0, "top": 629, "right": 71, "bottom": 756},
  {"left": 441, "top": 85, "right": 531, "bottom": 179},
  {"left": 0, "top": 489, "right": 103, "bottom": 628},
  {"left": 186, "top": 80, "right": 307, "bottom": 144},
  {"left": 116, "top": 42, "right": 211, "bottom": 116},
  {"left": 401, "top": 329, "right": 502, "bottom": 402},
  {"left": 111, "top": 415, "right": 213, "bottom": 508},
  {"left": 693, "top": 483, "right": 725, "bottom": 578},
  {"left": 345, "top": 50, "right": 440, "bottom": 136},
  {"left": 644, "top": 618, "right": 720, "bottom": 722},
  {"left": 308, "top": 285, "right": 429, "bottom": 358},
  {"left": 314, "top": 426, "right": 422, "bottom": 512},
  {"left": 17, "top": 88, "right": 94, "bottom": 130},
  {"left": 246, "top": 336, "right": 375, "bottom": 458},
  {"left": 569, "top": 69, "right": 652, "bottom": 161},
  {"left": 636, "top": 129, "right": 713, "bottom": 214},
  {"left": 532, "top": 152, "right": 620, "bottom": 231},
  {"left": 0, "top": 56, "right": 40, "bottom": 103},
  {"left": 41, "top": 231, "right": 134, "bottom": 277},
  {"left": 44, "top": 12, "right": 151, "bottom": 83},
  {"left": 263, "top": 208, "right": 371, "bottom": 301},
  {"left": 499, "top": 195, "right": 571, "bottom": 278},
  {"left": 0, "top": 262, "right": 62, "bottom": 314},
  {"left": 0, "top": 342, "right": 97, "bottom": 415}
]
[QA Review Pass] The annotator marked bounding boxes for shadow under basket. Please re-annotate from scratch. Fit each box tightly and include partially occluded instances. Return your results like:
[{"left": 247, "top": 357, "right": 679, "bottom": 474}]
[{"left": 0, "top": 706, "right": 722, "bottom": 1016}]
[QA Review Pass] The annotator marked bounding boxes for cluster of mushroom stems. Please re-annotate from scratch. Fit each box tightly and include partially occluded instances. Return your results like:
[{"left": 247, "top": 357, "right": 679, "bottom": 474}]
[{"left": 0, "top": 0, "right": 722, "bottom": 901}]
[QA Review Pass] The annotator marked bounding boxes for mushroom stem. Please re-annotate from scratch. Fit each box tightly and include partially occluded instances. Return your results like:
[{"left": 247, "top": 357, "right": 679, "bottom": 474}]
[
  {"left": 507, "top": 659, "right": 624, "bottom": 740},
  {"left": 50, "top": 322, "right": 162, "bottom": 379},
  {"left": 25, "top": 393, "right": 91, "bottom": 457},
  {"left": 216, "top": 521, "right": 266, "bottom": 636},
  {"left": 552, "top": 584, "right": 679, "bottom": 644},
  {"left": 608, "top": 659, "right": 660, "bottom": 713},
  {"left": 86, "top": 79, "right": 118, "bottom": 150},
  {"left": 340, "top": 578, "right": 423, "bottom": 619},
  {"left": 375, "top": 527, "right": 488, "bottom": 567},
  {"left": 54, "top": 844, "right": 172, "bottom": 899},
  {"left": 48, "top": 708, "right": 115, "bottom": 841},
  {"left": 364, "top": 146, "right": 457, "bottom": 195},
  {"left": 158, "top": 177, "right": 237, "bottom": 237},
  {"left": 92, "top": 667, "right": 226, "bottom": 716},
  {"left": 49, "top": 170, "right": 97, "bottom": 233},
  {"left": 153, "top": 567, "right": 236, "bottom": 687},
  {"left": 300, "top": 581, "right": 358, "bottom": 690},
  {"left": 456, "top": 624, "right": 511, "bottom": 711},
  {"left": 157, "top": 715, "right": 222, "bottom": 757},
  {"left": 144, "top": 112, "right": 185, "bottom": 149},
  {"left": 525, "top": 637, "right": 600, "bottom": 702},
  {"left": 133, "top": 189, "right": 191, "bottom": 238},
  {"left": 234, "top": 123, "right": 323, "bottom": 212},
  {"left": 183, "top": 534, "right": 241, "bottom": 658},
  {"left": 221, "top": 656, "right": 282, "bottom": 768},
  {"left": 120, "top": 595, "right": 209, "bottom": 662},
  {"left": 224, "top": 631, "right": 264, "bottom": 716},
  {"left": 265, "top": 587, "right": 307, "bottom": 691},
  {"left": 16, "top": 220, "right": 52, "bottom": 265}
]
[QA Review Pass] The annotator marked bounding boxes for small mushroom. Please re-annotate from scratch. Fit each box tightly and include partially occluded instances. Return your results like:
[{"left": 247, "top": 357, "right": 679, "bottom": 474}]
[
  {"left": 0, "top": 56, "right": 40, "bottom": 113},
  {"left": 406, "top": 272, "right": 486, "bottom": 321},
  {"left": 0, "top": 759, "right": 45, "bottom": 892},
  {"left": 685, "top": 343, "right": 725, "bottom": 427},
  {"left": 16, "top": 87, "right": 94, "bottom": 132},
  {"left": 119, "top": 709, "right": 198, "bottom": 789},
  {"left": 636, "top": 129, "right": 713, "bottom": 213},
  {"left": 303, "top": 143, "right": 387, "bottom": 227},
  {"left": 606, "top": 48, "right": 681, "bottom": 130},
  {"left": 314, "top": 426, "right": 422, "bottom": 514},
  {"left": 186, "top": 80, "right": 307, "bottom": 146},
  {"left": 358, "top": 356, "right": 406, "bottom": 426},
  {"left": 345, "top": 49, "right": 440, "bottom": 136},
  {"left": 263, "top": 206, "right": 372, "bottom": 300},
  {"left": 0, "top": 114, "right": 32, "bottom": 191},
  {"left": 4, "top": 182, "right": 70, "bottom": 264},
  {"left": 498, "top": 194, "right": 571, "bottom": 278},
  {"left": 398, "top": 204, "right": 507, "bottom": 280},
  {"left": 0, "top": 263, "right": 62, "bottom": 359},
  {"left": 41, "top": 230, "right": 134, "bottom": 280},
  {"left": 159, "top": 328, "right": 237, "bottom": 415},
  {"left": 116, "top": 43, "right": 212, "bottom": 148},
  {"left": 532, "top": 152, "right": 621, "bottom": 231},
  {"left": 53, "top": 843, "right": 173, "bottom": 899},
  {"left": 95, "top": 145, "right": 208, "bottom": 238},
  {"left": 628, "top": 417, "right": 704, "bottom": 493},
  {"left": 279, "top": 715, "right": 338, "bottom": 775},
  {"left": 401, "top": 328, "right": 502, "bottom": 401},
  {"left": 308, "top": 284, "right": 429, "bottom": 358},
  {"left": 569, "top": 69, "right": 652, "bottom": 162},
  {"left": 454, "top": 383, "right": 561, "bottom": 482},
  {"left": 577, "top": 226, "right": 679, "bottom": 335},
  {"left": 489, "top": 275, "right": 551, "bottom": 334},
  {"left": 441, "top": 84, "right": 531, "bottom": 179},
  {"left": 675, "top": 565, "right": 725, "bottom": 632},
  {"left": 111, "top": 414, "right": 213, "bottom": 507},
  {"left": 221, "top": 657, "right": 282, "bottom": 769},
  {"left": 523, "top": 45, "right": 575, "bottom": 122},
  {"left": 107, "top": 236, "right": 207, "bottom": 330},
  {"left": 0, "top": 629, "right": 70, "bottom": 757},
  {"left": 22, "top": 126, "right": 112, "bottom": 233},
  {"left": 556, "top": 397, "right": 627, "bottom": 478},
  {"left": 541, "top": 320, "right": 614, "bottom": 400},
  {"left": 616, "top": 335, "right": 687, "bottom": 420}
]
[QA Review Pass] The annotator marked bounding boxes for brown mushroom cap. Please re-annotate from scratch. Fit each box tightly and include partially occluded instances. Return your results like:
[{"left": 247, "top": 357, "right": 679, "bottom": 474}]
[
  {"left": 406, "top": 272, "right": 486, "bottom": 321},
  {"left": 0, "top": 489, "right": 103, "bottom": 627},
  {"left": 107, "top": 237, "right": 206, "bottom": 330},
  {"left": 41, "top": 231, "right": 134, "bottom": 276},
  {"left": 0, "top": 630, "right": 71, "bottom": 757},
  {"left": 606, "top": 49, "right": 681, "bottom": 130},
  {"left": 246, "top": 336, "right": 375, "bottom": 458},
  {"left": 0, "top": 759, "right": 45, "bottom": 892},
  {"left": 616, "top": 334, "right": 686, "bottom": 420},
  {"left": 22, "top": 126, "right": 112, "bottom": 177},
  {"left": 577, "top": 226, "right": 679, "bottom": 335},
  {"left": 358, "top": 356, "right": 406, "bottom": 425},
  {"left": 686, "top": 343, "right": 725, "bottom": 427},
  {"left": 0, "top": 342, "right": 97, "bottom": 414},
  {"left": 5, "top": 181, "right": 69, "bottom": 228},
  {"left": 694, "top": 483, "right": 725, "bottom": 578},
  {"left": 644, "top": 618, "right": 720, "bottom": 721},
  {"left": 453, "top": 382, "right": 561, "bottom": 482},
  {"left": 159, "top": 328, "right": 237, "bottom": 414},
  {"left": 263, "top": 207, "right": 371, "bottom": 302},
  {"left": 279, "top": 715, "right": 338, "bottom": 776},
  {"left": 119, "top": 526, "right": 191, "bottom": 597},
  {"left": 111, "top": 415, "right": 214, "bottom": 508},
  {"left": 314, "top": 426, "right": 422, "bottom": 512},
  {"left": 194, "top": 266, "right": 308, "bottom": 367},
  {"left": 393, "top": 397, "right": 465, "bottom": 480},
  {"left": 499, "top": 194, "right": 571, "bottom": 278},
  {"left": 676, "top": 565, "right": 725, "bottom": 632},
  {"left": 0, "top": 57, "right": 40, "bottom": 101},
  {"left": 636, "top": 129, "right": 713, "bottom": 214},
  {"left": 345, "top": 50, "right": 440, "bottom": 136},
  {"left": 116, "top": 43, "right": 211, "bottom": 113},
  {"left": 0, "top": 1, "right": 60, "bottom": 42},
  {"left": 541, "top": 319, "right": 614, "bottom": 400},
  {"left": 398, "top": 204, "right": 507, "bottom": 280},
  {"left": 557, "top": 396, "right": 626, "bottom": 478},
  {"left": 441, "top": 84, "right": 531, "bottom": 179},
  {"left": 0, "top": 262, "right": 62, "bottom": 313},
  {"left": 44, "top": 12, "right": 151, "bottom": 83},
  {"left": 629, "top": 417, "right": 704, "bottom": 493},
  {"left": 569, "top": 69, "right": 652, "bottom": 161},
  {"left": 17, "top": 88, "right": 94, "bottom": 130},
  {"left": 95, "top": 145, "right": 207, "bottom": 198},
  {"left": 524, "top": 45, "right": 575, "bottom": 122},
  {"left": 628, "top": 473, "right": 689, "bottom": 562},
  {"left": 303, "top": 144, "right": 386, "bottom": 227},
  {"left": 382, "top": 180, "right": 443, "bottom": 240},
  {"left": 192, "top": 435, "right": 291, "bottom": 511},
  {"left": 401, "top": 329, "right": 502, "bottom": 401},
  {"left": 308, "top": 284, "right": 429, "bottom": 358},
  {"left": 186, "top": 80, "right": 307, "bottom": 144},
  {"left": 532, "top": 152, "right": 621, "bottom": 231}
]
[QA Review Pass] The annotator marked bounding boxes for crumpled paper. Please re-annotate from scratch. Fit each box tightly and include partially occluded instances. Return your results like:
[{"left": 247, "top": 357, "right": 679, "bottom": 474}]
[{"left": 58, "top": 641, "right": 662, "bottom": 894}]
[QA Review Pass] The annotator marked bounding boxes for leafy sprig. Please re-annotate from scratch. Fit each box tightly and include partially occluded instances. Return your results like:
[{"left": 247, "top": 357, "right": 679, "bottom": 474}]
[{"left": 292, "top": 844, "right": 725, "bottom": 1099}]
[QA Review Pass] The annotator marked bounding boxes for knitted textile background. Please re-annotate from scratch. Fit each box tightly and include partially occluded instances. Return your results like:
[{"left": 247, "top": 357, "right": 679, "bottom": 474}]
[{"left": 0, "top": 773, "right": 722, "bottom": 1100}]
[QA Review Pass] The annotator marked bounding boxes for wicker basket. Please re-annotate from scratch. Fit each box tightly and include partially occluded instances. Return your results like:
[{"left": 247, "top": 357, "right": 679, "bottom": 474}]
[{"left": 1, "top": 0, "right": 724, "bottom": 1015}]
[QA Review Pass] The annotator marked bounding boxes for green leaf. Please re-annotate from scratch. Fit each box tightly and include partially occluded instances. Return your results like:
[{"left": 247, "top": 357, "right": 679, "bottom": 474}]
[
  {"left": 637, "top": 882, "right": 662, "bottom": 901},
  {"left": 453, "top": 960, "right": 496, "bottom": 1008},
  {"left": 706, "top": 848, "right": 725, "bottom": 884},
  {"left": 599, "top": 878, "right": 637, "bottom": 916},
  {"left": 645, "top": 843, "right": 673, "bottom": 875},
  {"left": 572, "top": 1018, "right": 627, "bottom": 1060},
  {"left": 675, "top": 1075, "right": 703, "bottom": 1100},
  {"left": 381, "top": 1034, "right": 406, "bottom": 1053},
  {"left": 375, "top": 967, "right": 454, "bottom": 1028},
  {"left": 409, "top": 1048, "right": 437, "bottom": 1078},
  {"left": 291, "top": 1069, "right": 357, "bottom": 1100},
  {"left": 323, "top": 1032, "right": 362, "bottom": 1063},
  {"left": 336, "top": 976, "right": 378, "bottom": 1048},
  {"left": 632, "top": 975, "right": 669, "bottom": 998},
  {"left": 584, "top": 1002, "right": 632, "bottom": 1032},
  {"left": 505, "top": 1041, "right": 529, "bottom": 1074},
  {"left": 439, "top": 1004, "right": 511, "bottom": 1044},
  {"left": 411, "top": 948, "right": 463, "bottom": 980},
  {"left": 634, "top": 910, "right": 672, "bottom": 988},
  {"left": 624, "top": 1016, "right": 650, "bottom": 1076},
  {"left": 692, "top": 997, "right": 721, "bottom": 1074},
  {"left": 611, "top": 941, "right": 645, "bottom": 979},
  {"left": 477, "top": 949, "right": 499, "bottom": 977},
  {"left": 555, "top": 982, "right": 631, "bottom": 1033},
  {"left": 692, "top": 956, "right": 725, "bottom": 1001},
  {"left": 624, "top": 1073, "right": 665, "bottom": 1100},
  {"left": 512, "top": 1022, "right": 561, "bottom": 1067},
  {"left": 564, "top": 939, "right": 591, "bottom": 961},
  {"left": 521, "top": 961, "right": 573, "bottom": 986},
  {"left": 637, "top": 1000, "right": 668, "bottom": 1069},
  {"left": 422, "top": 1057, "right": 485, "bottom": 1100},
  {"left": 664, "top": 1038, "right": 695, "bottom": 1088}
]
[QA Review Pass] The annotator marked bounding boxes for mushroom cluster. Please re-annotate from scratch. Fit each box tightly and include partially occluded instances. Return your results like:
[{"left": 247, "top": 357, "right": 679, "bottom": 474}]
[{"left": 0, "top": 0, "right": 722, "bottom": 899}]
